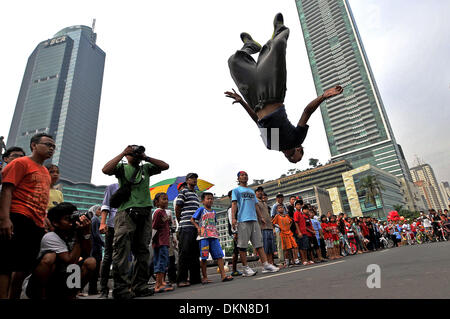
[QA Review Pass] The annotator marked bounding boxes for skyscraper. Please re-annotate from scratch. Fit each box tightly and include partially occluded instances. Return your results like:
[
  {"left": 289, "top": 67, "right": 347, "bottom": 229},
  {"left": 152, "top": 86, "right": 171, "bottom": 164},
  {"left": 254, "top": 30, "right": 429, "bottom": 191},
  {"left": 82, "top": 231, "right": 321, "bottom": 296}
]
[
  {"left": 410, "top": 163, "right": 446, "bottom": 210},
  {"left": 295, "top": 0, "right": 411, "bottom": 182},
  {"left": 7, "top": 25, "right": 105, "bottom": 182}
]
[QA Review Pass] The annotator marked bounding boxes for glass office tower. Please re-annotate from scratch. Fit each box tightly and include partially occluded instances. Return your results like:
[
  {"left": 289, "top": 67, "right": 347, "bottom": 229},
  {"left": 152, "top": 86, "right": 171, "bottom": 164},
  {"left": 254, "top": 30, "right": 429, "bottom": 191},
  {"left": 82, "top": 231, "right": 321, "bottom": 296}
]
[
  {"left": 295, "top": 0, "right": 412, "bottom": 182},
  {"left": 7, "top": 25, "right": 105, "bottom": 182}
]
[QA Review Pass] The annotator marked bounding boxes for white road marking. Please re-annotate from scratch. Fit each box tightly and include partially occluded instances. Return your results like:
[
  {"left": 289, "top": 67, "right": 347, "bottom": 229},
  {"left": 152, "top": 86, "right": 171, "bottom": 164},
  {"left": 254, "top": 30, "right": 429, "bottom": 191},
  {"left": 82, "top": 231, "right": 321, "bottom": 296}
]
[{"left": 254, "top": 260, "right": 346, "bottom": 280}]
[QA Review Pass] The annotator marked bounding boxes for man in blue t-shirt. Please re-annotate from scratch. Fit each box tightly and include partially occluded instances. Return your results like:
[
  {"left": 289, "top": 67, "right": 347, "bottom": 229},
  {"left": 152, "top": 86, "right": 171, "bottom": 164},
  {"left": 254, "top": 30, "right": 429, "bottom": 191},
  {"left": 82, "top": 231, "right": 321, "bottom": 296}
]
[{"left": 231, "top": 171, "right": 279, "bottom": 276}]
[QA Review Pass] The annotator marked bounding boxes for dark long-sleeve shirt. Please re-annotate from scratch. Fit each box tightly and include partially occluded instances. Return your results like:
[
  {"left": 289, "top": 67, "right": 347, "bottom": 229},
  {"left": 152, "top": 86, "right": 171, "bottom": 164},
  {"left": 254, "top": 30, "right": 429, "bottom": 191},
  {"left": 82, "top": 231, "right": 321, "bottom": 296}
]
[{"left": 91, "top": 215, "right": 104, "bottom": 256}]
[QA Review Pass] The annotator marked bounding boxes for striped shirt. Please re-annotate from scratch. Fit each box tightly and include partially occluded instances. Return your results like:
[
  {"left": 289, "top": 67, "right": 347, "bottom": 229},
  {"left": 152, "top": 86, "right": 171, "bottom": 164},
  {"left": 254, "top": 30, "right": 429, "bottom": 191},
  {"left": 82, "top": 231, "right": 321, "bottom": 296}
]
[{"left": 176, "top": 187, "right": 200, "bottom": 230}]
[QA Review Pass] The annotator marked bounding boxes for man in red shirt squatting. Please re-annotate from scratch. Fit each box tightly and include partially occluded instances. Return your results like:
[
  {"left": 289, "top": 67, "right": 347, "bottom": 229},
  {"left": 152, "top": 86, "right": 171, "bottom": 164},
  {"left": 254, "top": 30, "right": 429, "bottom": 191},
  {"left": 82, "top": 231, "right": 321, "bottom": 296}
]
[{"left": 0, "top": 133, "right": 54, "bottom": 299}]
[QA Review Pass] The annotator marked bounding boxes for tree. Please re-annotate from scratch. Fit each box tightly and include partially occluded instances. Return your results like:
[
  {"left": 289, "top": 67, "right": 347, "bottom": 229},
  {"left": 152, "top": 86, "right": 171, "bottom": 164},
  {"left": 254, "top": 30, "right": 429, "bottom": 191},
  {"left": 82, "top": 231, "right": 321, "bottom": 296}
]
[
  {"left": 309, "top": 158, "right": 319, "bottom": 168},
  {"left": 393, "top": 204, "right": 403, "bottom": 213},
  {"left": 399, "top": 210, "right": 420, "bottom": 220},
  {"left": 287, "top": 169, "right": 296, "bottom": 176},
  {"left": 225, "top": 245, "right": 234, "bottom": 257},
  {"left": 247, "top": 244, "right": 254, "bottom": 255},
  {"left": 359, "top": 175, "right": 386, "bottom": 219},
  {"left": 359, "top": 175, "right": 384, "bottom": 206}
]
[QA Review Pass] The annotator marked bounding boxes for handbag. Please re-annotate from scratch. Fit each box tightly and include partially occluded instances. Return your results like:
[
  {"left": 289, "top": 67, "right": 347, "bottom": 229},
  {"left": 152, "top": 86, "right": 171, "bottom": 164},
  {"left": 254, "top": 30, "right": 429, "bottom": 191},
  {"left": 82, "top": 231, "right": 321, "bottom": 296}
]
[{"left": 110, "top": 165, "right": 141, "bottom": 209}]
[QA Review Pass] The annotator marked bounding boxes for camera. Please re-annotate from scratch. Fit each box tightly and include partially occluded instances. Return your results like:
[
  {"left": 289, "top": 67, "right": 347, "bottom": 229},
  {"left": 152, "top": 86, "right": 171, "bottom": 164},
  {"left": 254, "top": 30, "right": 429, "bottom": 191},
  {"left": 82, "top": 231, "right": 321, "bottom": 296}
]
[
  {"left": 69, "top": 210, "right": 93, "bottom": 226},
  {"left": 130, "top": 145, "right": 145, "bottom": 158}
]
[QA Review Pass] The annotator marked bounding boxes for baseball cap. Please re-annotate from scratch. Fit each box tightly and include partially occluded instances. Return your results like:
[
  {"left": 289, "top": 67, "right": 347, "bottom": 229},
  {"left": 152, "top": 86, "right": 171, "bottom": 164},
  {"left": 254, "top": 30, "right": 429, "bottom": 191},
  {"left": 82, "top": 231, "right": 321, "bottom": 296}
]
[
  {"left": 186, "top": 173, "right": 198, "bottom": 180},
  {"left": 237, "top": 171, "right": 247, "bottom": 177},
  {"left": 177, "top": 182, "right": 187, "bottom": 191}
]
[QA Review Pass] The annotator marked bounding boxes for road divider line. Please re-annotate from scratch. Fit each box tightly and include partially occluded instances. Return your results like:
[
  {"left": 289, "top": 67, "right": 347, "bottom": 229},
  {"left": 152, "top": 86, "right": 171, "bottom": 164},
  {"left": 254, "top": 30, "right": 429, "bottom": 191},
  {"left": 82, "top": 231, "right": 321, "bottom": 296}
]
[{"left": 254, "top": 260, "right": 346, "bottom": 280}]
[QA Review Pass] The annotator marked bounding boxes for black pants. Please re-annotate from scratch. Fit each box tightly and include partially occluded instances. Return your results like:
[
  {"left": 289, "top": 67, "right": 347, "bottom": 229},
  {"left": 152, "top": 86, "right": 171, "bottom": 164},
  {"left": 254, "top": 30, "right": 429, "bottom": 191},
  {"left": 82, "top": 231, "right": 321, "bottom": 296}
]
[
  {"left": 89, "top": 251, "right": 102, "bottom": 294},
  {"left": 167, "top": 255, "right": 177, "bottom": 283},
  {"left": 319, "top": 238, "right": 327, "bottom": 258},
  {"left": 228, "top": 24, "right": 289, "bottom": 111},
  {"left": 391, "top": 234, "right": 399, "bottom": 247},
  {"left": 176, "top": 227, "right": 201, "bottom": 284},
  {"left": 99, "top": 226, "right": 114, "bottom": 293},
  {"left": 0, "top": 213, "right": 45, "bottom": 275}
]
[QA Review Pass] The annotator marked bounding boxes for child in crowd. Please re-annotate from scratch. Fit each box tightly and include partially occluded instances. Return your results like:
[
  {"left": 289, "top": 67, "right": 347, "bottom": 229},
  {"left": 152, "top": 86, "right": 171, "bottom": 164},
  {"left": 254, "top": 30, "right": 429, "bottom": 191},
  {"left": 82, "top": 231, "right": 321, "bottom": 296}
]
[
  {"left": 45, "top": 164, "right": 64, "bottom": 232},
  {"left": 191, "top": 192, "right": 233, "bottom": 284},
  {"left": 294, "top": 200, "right": 314, "bottom": 265},
  {"left": 351, "top": 218, "right": 365, "bottom": 254},
  {"left": 328, "top": 215, "right": 342, "bottom": 259},
  {"left": 272, "top": 204, "right": 300, "bottom": 267},
  {"left": 152, "top": 193, "right": 174, "bottom": 293},
  {"left": 302, "top": 205, "right": 323, "bottom": 263},
  {"left": 320, "top": 215, "right": 336, "bottom": 259}
]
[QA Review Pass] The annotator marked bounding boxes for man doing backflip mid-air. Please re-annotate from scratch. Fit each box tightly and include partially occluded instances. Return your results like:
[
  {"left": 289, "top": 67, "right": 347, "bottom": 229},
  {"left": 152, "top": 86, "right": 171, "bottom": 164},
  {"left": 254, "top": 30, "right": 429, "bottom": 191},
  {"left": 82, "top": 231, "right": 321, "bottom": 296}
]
[{"left": 225, "top": 13, "right": 343, "bottom": 163}]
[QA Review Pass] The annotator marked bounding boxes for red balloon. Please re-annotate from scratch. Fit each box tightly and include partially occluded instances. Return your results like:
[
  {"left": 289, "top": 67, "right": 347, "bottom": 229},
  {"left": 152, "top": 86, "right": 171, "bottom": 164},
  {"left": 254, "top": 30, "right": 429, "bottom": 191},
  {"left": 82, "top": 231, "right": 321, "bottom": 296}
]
[{"left": 387, "top": 211, "right": 400, "bottom": 221}]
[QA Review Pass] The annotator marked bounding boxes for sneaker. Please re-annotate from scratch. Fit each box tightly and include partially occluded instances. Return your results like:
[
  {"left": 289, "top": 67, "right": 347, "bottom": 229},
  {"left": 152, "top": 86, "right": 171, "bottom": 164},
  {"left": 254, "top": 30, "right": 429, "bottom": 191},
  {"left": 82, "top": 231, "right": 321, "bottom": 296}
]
[
  {"left": 262, "top": 263, "right": 280, "bottom": 273},
  {"left": 231, "top": 270, "right": 242, "bottom": 277},
  {"left": 242, "top": 266, "right": 257, "bottom": 277},
  {"left": 272, "top": 13, "right": 289, "bottom": 39},
  {"left": 240, "top": 32, "right": 262, "bottom": 54},
  {"left": 294, "top": 259, "right": 301, "bottom": 265}
]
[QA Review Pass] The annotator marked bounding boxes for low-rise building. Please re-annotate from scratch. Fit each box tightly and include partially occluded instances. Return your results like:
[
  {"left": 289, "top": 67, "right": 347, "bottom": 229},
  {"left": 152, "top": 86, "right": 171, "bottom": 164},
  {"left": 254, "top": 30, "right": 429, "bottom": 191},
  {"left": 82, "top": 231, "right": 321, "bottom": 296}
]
[
  {"left": 58, "top": 178, "right": 106, "bottom": 211},
  {"left": 341, "top": 164, "right": 406, "bottom": 218}
]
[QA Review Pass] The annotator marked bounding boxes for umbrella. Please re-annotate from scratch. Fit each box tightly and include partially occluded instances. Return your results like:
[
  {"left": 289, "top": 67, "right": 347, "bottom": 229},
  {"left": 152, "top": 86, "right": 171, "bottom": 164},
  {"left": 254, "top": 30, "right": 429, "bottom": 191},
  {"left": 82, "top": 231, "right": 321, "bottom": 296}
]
[{"left": 149, "top": 176, "right": 214, "bottom": 200}]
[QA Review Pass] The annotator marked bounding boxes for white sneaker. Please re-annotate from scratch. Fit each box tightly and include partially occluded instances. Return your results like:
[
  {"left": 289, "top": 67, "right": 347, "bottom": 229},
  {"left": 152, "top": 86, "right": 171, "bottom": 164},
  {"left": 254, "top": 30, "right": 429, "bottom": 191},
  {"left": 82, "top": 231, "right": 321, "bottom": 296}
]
[
  {"left": 242, "top": 266, "right": 257, "bottom": 277},
  {"left": 262, "top": 263, "right": 280, "bottom": 273}
]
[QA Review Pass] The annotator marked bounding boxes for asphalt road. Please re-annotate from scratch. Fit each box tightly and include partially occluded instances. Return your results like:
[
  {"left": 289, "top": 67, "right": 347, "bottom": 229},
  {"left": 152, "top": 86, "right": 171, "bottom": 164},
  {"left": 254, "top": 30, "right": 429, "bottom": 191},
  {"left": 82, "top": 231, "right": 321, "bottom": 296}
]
[
  {"left": 84, "top": 241, "right": 450, "bottom": 299},
  {"left": 149, "top": 241, "right": 450, "bottom": 299}
]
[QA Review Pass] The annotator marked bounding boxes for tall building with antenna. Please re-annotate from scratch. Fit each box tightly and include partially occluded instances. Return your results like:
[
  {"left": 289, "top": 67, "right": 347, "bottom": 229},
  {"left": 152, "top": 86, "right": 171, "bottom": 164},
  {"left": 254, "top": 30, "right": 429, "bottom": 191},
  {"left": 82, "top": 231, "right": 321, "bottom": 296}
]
[
  {"left": 295, "top": 0, "right": 412, "bottom": 183},
  {"left": 7, "top": 23, "right": 105, "bottom": 182},
  {"left": 410, "top": 162, "right": 446, "bottom": 210}
]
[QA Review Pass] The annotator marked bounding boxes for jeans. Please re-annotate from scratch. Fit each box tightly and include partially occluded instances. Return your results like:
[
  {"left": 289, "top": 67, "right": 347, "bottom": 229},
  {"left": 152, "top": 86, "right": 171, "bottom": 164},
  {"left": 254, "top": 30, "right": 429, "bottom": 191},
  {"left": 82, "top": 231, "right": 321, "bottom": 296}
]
[
  {"left": 176, "top": 227, "right": 201, "bottom": 284},
  {"left": 100, "top": 226, "right": 115, "bottom": 293},
  {"left": 112, "top": 209, "right": 152, "bottom": 297}
]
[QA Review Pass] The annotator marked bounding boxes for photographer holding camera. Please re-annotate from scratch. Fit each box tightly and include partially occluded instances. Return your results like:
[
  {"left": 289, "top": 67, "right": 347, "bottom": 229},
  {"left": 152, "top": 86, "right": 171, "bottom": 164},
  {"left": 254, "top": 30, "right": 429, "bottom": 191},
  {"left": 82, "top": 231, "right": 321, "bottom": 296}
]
[
  {"left": 23, "top": 202, "right": 96, "bottom": 299},
  {"left": 102, "top": 145, "right": 169, "bottom": 299}
]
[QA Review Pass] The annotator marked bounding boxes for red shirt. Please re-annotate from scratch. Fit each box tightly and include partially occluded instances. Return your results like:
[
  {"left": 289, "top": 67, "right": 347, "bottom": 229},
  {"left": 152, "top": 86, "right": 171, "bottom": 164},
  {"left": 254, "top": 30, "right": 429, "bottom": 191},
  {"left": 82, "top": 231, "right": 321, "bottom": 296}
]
[
  {"left": 1, "top": 156, "right": 51, "bottom": 228},
  {"left": 360, "top": 222, "right": 369, "bottom": 237},
  {"left": 321, "top": 222, "right": 333, "bottom": 240},
  {"left": 303, "top": 213, "right": 315, "bottom": 237},
  {"left": 152, "top": 208, "right": 170, "bottom": 248},
  {"left": 328, "top": 222, "right": 340, "bottom": 240},
  {"left": 294, "top": 210, "right": 306, "bottom": 235}
]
